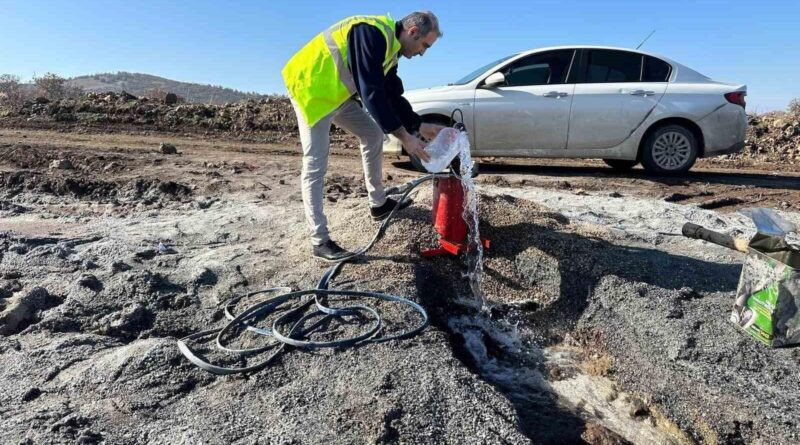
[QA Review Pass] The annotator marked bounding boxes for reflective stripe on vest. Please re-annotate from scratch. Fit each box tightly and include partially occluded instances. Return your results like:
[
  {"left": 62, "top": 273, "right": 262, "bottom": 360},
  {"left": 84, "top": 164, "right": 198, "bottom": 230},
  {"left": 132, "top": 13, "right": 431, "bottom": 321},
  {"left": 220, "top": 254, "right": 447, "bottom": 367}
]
[{"left": 321, "top": 16, "right": 396, "bottom": 96}]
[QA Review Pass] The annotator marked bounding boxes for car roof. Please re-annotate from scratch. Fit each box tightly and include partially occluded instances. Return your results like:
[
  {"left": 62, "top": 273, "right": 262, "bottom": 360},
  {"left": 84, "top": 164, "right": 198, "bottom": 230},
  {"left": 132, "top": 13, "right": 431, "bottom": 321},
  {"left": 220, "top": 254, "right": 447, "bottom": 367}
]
[
  {"left": 518, "top": 45, "right": 669, "bottom": 62},
  {"left": 515, "top": 45, "right": 711, "bottom": 82}
]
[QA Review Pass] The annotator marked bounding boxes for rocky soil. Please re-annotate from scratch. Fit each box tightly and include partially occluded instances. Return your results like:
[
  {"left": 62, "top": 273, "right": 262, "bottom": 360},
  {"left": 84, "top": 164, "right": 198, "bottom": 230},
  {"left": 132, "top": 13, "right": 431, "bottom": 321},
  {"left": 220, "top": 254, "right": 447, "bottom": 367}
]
[
  {"left": 2, "top": 92, "right": 800, "bottom": 166},
  {"left": 1, "top": 119, "right": 799, "bottom": 444}
]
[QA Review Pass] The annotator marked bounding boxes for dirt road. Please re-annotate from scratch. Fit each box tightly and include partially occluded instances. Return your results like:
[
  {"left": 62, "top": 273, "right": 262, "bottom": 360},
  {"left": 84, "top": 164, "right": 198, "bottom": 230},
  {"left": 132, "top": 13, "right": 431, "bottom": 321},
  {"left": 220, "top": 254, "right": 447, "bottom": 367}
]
[{"left": 1, "top": 128, "right": 799, "bottom": 444}]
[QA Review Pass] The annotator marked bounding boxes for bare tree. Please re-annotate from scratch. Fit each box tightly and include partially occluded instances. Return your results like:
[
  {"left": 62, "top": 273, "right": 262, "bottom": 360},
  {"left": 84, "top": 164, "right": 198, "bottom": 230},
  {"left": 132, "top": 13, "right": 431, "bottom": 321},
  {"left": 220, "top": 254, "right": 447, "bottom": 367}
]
[
  {"left": 0, "top": 74, "right": 27, "bottom": 108},
  {"left": 34, "top": 73, "right": 83, "bottom": 101},
  {"left": 789, "top": 98, "right": 800, "bottom": 116}
]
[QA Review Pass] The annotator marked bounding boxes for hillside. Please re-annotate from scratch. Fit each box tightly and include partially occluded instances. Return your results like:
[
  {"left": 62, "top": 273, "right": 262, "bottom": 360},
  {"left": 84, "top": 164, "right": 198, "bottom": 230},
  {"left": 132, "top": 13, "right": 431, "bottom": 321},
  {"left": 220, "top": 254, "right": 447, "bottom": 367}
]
[{"left": 67, "top": 72, "right": 269, "bottom": 105}]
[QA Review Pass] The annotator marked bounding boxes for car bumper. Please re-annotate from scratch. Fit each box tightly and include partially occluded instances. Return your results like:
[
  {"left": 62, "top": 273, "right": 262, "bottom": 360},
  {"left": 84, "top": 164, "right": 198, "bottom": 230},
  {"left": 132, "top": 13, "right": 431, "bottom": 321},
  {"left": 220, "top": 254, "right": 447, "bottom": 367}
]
[
  {"left": 711, "top": 141, "right": 745, "bottom": 156},
  {"left": 699, "top": 103, "right": 747, "bottom": 157}
]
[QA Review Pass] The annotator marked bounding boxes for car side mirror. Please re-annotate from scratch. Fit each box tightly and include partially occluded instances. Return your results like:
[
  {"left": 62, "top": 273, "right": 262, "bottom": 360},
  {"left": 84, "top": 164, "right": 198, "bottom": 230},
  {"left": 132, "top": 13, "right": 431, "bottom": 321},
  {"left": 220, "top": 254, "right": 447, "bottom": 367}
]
[{"left": 482, "top": 72, "right": 506, "bottom": 88}]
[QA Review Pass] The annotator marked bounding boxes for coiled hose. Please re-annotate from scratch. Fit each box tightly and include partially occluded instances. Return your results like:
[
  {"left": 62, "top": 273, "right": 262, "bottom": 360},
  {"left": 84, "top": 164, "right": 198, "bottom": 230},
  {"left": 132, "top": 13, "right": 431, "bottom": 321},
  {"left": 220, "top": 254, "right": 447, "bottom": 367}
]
[{"left": 178, "top": 173, "right": 447, "bottom": 375}]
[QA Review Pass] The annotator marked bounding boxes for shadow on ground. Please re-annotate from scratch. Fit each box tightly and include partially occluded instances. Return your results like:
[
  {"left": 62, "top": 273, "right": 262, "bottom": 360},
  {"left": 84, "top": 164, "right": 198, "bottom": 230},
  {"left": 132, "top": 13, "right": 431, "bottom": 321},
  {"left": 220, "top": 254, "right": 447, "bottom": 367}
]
[{"left": 403, "top": 199, "right": 740, "bottom": 444}]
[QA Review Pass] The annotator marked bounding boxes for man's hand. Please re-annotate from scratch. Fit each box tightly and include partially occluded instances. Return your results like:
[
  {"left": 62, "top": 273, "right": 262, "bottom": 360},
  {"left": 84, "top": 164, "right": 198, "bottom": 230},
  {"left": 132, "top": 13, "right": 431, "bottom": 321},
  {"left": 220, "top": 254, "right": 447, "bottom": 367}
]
[
  {"left": 401, "top": 133, "right": 430, "bottom": 162},
  {"left": 392, "top": 127, "right": 431, "bottom": 162},
  {"left": 419, "top": 122, "right": 446, "bottom": 141}
]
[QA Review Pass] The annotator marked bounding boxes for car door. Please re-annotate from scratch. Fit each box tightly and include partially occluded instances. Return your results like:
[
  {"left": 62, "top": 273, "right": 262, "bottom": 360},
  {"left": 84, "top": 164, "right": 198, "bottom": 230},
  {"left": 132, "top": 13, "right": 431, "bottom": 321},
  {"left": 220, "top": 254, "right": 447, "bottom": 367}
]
[
  {"left": 473, "top": 49, "right": 576, "bottom": 153},
  {"left": 567, "top": 49, "right": 669, "bottom": 150}
]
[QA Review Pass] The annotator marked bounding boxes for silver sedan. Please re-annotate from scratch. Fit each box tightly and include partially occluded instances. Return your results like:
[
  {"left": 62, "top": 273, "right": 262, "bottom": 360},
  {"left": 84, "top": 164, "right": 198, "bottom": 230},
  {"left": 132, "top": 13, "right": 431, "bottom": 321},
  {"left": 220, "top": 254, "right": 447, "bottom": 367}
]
[{"left": 387, "top": 46, "right": 747, "bottom": 174}]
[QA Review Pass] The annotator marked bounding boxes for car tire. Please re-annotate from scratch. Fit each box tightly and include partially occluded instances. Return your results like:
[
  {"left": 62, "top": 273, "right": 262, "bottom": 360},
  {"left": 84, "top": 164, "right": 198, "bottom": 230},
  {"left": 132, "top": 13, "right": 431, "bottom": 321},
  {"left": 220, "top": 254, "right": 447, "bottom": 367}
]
[
  {"left": 603, "top": 159, "right": 638, "bottom": 171},
  {"left": 641, "top": 124, "right": 698, "bottom": 175},
  {"left": 406, "top": 116, "right": 452, "bottom": 173}
]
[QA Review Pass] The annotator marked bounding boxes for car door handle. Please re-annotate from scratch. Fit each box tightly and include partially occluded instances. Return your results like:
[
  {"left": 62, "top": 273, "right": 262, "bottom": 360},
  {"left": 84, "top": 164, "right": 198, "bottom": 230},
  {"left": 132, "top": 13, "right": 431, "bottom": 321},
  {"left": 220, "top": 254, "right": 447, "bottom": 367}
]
[
  {"left": 629, "top": 89, "right": 655, "bottom": 96},
  {"left": 544, "top": 91, "right": 569, "bottom": 98}
]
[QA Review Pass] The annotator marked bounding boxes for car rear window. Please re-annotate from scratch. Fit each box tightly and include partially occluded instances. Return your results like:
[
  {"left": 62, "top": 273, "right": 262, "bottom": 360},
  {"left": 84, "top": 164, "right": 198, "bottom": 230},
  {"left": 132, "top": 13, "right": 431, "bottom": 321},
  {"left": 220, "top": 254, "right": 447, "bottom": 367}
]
[
  {"left": 642, "top": 56, "right": 672, "bottom": 82},
  {"left": 502, "top": 50, "right": 574, "bottom": 87},
  {"left": 585, "top": 50, "right": 642, "bottom": 83}
]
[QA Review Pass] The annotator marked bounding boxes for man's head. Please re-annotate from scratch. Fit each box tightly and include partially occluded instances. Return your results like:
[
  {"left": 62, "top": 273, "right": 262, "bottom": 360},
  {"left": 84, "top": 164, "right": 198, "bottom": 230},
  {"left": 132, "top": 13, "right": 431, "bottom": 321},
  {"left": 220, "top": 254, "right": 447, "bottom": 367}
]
[{"left": 398, "top": 11, "right": 442, "bottom": 59}]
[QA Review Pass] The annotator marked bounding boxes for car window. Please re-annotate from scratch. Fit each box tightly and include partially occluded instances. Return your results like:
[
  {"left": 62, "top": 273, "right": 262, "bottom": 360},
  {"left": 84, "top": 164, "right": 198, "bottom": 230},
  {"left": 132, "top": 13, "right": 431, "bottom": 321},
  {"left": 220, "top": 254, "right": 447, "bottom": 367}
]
[
  {"left": 452, "top": 54, "right": 516, "bottom": 85},
  {"left": 502, "top": 50, "right": 574, "bottom": 87},
  {"left": 642, "top": 56, "right": 672, "bottom": 82},
  {"left": 584, "top": 49, "right": 642, "bottom": 83}
]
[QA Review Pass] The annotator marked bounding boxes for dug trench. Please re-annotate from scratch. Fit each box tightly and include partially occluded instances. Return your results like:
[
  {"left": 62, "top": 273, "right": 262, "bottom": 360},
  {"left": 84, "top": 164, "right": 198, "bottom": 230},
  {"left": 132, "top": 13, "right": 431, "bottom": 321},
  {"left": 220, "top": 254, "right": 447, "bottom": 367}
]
[{"left": 1, "top": 134, "right": 799, "bottom": 444}]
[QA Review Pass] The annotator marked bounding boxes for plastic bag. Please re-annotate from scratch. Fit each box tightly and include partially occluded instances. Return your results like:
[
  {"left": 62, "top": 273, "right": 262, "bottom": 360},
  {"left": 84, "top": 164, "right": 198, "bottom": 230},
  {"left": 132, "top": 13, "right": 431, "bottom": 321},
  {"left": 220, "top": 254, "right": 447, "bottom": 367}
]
[
  {"left": 739, "top": 208, "right": 797, "bottom": 237},
  {"left": 421, "top": 128, "right": 466, "bottom": 173}
]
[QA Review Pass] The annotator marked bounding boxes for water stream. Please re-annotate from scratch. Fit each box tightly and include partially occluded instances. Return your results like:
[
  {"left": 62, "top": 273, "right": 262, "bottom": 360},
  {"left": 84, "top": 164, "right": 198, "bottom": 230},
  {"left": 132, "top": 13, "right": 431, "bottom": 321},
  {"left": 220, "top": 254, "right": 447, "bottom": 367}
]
[{"left": 455, "top": 136, "right": 485, "bottom": 309}]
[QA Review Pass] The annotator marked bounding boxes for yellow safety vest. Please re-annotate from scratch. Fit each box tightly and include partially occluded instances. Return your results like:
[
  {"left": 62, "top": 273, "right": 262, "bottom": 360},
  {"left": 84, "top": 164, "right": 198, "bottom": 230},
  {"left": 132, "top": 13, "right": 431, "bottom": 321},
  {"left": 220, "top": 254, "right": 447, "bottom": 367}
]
[{"left": 282, "top": 14, "right": 401, "bottom": 127}]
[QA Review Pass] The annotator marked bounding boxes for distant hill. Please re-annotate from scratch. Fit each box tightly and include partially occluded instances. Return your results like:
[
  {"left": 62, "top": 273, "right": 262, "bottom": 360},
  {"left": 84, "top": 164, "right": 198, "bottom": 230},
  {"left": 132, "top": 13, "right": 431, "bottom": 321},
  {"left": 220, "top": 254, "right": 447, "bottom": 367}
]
[{"left": 67, "top": 72, "right": 270, "bottom": 104}]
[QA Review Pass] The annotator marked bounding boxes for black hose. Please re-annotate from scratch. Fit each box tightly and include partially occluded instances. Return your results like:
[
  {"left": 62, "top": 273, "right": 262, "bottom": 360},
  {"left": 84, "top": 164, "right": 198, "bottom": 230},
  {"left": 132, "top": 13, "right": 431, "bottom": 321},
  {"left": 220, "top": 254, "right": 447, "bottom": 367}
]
[{"left": 178, "top": 174, "right": 446, "bottom": 375}]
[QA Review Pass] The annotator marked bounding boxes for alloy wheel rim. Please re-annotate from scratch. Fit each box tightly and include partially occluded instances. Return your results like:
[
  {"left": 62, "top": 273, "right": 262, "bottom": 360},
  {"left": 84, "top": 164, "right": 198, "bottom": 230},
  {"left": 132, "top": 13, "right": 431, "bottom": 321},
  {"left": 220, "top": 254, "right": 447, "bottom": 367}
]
[{"left": 652, "top": 132, "right": 691, "bottom": 170}]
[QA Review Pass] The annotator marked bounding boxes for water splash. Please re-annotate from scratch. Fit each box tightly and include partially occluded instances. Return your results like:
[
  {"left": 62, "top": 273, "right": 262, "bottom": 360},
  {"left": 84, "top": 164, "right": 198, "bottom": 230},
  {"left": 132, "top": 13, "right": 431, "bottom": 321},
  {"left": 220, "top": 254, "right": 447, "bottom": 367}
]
[{"left": 454, "top": 133, "right": 484, "bottom": 309}]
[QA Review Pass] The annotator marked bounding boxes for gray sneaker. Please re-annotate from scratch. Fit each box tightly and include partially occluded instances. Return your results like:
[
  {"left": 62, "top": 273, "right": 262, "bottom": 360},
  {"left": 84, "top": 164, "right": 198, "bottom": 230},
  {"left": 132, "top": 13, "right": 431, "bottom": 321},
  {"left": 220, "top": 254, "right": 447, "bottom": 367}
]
[{"left": 312, "top": 240, "right": 352, "bottom": 262}]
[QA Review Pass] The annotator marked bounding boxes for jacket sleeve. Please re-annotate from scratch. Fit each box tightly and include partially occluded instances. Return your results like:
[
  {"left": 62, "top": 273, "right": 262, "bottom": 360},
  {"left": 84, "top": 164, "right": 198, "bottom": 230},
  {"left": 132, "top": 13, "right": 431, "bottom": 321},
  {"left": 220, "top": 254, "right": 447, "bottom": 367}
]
[
  {"left": 384, "top": 65, "right": 423, "bottom": 134},
  {"left": 347, "top": 23, "right": 404, "bottom": 134}
]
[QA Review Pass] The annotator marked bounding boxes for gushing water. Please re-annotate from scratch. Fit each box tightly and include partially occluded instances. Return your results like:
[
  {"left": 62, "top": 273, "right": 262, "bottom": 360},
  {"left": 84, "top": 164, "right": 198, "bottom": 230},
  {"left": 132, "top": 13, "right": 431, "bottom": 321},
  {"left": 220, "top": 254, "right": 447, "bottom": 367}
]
[
  {"left": 423, "top": 126, "right": 485, "bottom": 308},
  {"left": 453, "top": 132, "right": 484, "bottom": 308}
]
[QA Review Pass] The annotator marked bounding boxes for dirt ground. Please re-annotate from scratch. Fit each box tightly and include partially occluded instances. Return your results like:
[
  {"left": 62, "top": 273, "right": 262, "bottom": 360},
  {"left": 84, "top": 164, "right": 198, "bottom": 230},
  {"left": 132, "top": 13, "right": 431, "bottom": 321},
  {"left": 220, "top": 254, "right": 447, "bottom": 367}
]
[{"left": 1, "top": 127, "right": 799, "bottom": 444}]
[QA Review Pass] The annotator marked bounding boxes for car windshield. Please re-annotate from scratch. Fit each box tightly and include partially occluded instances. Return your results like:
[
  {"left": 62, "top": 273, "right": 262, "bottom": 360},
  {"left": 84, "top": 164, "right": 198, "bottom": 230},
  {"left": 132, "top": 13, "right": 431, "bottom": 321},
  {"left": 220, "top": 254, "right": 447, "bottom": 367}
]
[{"left": 451, "top": 54, "right": 516, "bottom": 85}]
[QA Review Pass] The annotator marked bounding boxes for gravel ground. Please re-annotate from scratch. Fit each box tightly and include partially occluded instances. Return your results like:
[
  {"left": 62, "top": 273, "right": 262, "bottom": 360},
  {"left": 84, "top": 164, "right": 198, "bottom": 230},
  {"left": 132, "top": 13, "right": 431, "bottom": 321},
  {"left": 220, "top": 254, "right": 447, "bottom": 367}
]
[{"left": 2, "top": 128, "right": 800, "bottom": 444}]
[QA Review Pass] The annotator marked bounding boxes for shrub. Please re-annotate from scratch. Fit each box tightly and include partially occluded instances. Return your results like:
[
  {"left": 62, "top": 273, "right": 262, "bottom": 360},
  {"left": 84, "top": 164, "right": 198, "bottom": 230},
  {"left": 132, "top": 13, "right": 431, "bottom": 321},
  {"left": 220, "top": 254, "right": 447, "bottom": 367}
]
[
  {"left": 34, "top": 73, "right": 83, "bottom": 101},
  {"left": 788, "top": 98, "right": 800, "bottom": 116},
  {"left": 0, "top": 74, "right": 28, "bottom": 108}
]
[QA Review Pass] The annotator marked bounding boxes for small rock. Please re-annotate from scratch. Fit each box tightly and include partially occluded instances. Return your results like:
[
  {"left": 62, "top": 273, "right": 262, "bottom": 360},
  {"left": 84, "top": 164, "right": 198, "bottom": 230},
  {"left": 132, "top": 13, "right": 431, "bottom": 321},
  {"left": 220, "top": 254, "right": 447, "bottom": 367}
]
[
  {"left": 608, "top": 191, "right": 623, "bottom": 198},
  {"left": 159, "top": 143, "right": 177, "bottom": 155},
  {"left": 582, "top": 422, "right": 631, "bottom": 445},
  {"left": 164, "top": 93, "right": 178, "bottom": 105},
  {"left": 279, "top": 179, "right": 286, "bottom": 185},
  {"left": 0, "top": 287, "right": 60, "bottom": 335},
  {"left": 192, "top": 267, "right": 217, "bottom": 286},
  {"left": 119, "top": 90, "right": 137, "bottom": 101},
  {"left": 75, "top": 428, "right": 103, "bottom": 445},
  {"left": 49, "top": 159, "right": 74, "bottom": 170},
  {"left": 110, "top": 260, "right": 132, "bottom": 274},
  {"left": 77, "top": 274, "right": 102, "bottom": 292},
  {"left": 103, "top": 162, "right": 119, "bottom": 171},
  {"left": 194, "top": 197, "right": 214, "bottom": 209},
  {"left": 678, "top": 287, "right": 702, "bottom": 300},
  {"left": 629, "top": 398, "right": 649, "bottom": 418},
  {"left": 21, "top": 387, "right": 41, "bottom": 402}
]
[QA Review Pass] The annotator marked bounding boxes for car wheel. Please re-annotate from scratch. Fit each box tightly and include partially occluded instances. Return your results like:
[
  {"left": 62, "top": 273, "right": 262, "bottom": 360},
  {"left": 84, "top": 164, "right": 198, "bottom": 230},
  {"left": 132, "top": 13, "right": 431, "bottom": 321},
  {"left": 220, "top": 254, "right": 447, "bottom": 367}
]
[
  {"left": 603, "top": 159, "right": 638, "bottom": 171},
  {"left": 406, "top": 116, "right": 452, "bottom": 173},
  {"left": 641, "top": 124, "right": 698, "bottom": 175}
]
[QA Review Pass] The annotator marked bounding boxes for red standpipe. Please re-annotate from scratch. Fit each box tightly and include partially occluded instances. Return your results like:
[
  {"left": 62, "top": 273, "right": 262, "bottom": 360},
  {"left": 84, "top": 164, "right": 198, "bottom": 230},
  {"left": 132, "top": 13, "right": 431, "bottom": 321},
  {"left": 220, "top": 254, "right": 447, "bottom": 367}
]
[{"left": 421, "top": 176, "right": 490, "bottom": 258}]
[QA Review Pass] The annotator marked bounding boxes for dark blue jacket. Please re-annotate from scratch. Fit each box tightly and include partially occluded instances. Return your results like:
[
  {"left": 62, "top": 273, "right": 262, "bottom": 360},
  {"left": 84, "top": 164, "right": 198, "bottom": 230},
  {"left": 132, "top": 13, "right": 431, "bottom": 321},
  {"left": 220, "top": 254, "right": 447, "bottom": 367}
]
[{"left": 347, "top": 21, "right": 422, "bottom": 134}]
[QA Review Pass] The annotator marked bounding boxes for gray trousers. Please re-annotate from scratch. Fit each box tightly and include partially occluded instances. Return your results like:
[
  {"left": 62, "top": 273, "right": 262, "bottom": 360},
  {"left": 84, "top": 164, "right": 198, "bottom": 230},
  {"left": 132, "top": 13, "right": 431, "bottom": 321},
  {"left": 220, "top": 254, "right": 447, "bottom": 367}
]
[{"left": 291, "top": 98, "right": 387, "bottom": 246}]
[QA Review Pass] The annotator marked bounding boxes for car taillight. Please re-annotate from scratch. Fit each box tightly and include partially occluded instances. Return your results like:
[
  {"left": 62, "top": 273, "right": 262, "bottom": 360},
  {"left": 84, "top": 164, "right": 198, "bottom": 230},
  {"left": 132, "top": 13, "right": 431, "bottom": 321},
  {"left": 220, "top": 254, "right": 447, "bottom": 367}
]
[{"left": 725, "top": 92, "right": 746, "bottom": 108}]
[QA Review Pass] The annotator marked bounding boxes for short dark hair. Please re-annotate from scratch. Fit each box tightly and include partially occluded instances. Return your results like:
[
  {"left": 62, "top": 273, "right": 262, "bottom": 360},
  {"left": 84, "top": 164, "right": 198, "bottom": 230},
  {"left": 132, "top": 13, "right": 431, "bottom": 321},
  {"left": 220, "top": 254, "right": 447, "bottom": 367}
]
[{"left": 401, "top": 11, "right": 442, "bottom": 37}]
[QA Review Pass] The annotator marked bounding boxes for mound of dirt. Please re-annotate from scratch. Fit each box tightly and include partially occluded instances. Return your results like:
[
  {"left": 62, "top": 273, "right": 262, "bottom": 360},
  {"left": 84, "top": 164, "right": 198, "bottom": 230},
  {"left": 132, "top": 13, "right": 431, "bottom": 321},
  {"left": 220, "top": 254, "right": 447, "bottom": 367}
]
[
  {"left": 0, "top": 170, "right": 191, "bottom": 204},
  {"left": 0, "top": 92, "right": 357, "bottom": 148},
  {"left": 737, "top": 111, "right": 800, "bottom": 164}
]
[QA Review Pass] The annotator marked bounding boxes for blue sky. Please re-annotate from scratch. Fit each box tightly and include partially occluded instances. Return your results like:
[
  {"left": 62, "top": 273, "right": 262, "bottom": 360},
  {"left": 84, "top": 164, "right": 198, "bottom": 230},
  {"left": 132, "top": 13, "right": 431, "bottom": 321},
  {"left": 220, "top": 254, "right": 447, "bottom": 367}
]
[{"left": 1, "top": 0, "right": 797, "bottom": 112}]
